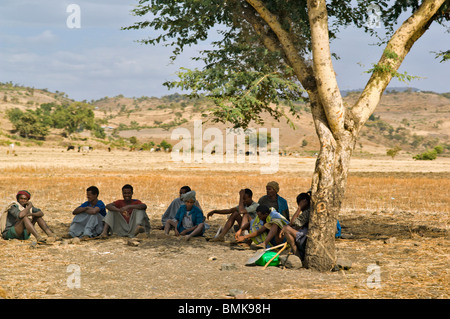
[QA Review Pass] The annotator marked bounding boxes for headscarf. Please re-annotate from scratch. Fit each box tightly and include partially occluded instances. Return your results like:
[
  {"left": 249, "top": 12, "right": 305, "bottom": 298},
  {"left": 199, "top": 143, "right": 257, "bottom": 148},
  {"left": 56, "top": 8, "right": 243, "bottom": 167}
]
[
  {"left": 16, "top": 190, "right": 31, "bottom": 201},
  {"left": 266, "top": 181, "right": 279, "bottom": 193},
  {"left": 181, "top": 190, "right": 196, "bottom": 202}
]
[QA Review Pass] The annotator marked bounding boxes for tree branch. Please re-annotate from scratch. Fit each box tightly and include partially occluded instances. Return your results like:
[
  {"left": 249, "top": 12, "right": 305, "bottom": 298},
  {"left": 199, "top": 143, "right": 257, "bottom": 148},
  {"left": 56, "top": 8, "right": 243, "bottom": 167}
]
[
  {"left": 245, "top": 0, "right": 316, "bottom": 93},
  {"left": 353, "top": 0, "right": 446, "bottom": 128},
  {"left": 240, "top": 5, "right": 281, "bottom": 53},
  {"left": 245, "top": 0, "right": 336, "bottom": 164},
  {"left": 307, "top": 0, "right": 345, "bottom": 136}
]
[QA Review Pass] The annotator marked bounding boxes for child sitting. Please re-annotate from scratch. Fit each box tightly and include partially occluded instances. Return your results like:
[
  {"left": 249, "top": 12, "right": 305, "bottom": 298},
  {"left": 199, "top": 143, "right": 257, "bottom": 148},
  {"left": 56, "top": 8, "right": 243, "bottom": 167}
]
[{"left": 164, "top": 190, "right": 205, "bottom": 241}]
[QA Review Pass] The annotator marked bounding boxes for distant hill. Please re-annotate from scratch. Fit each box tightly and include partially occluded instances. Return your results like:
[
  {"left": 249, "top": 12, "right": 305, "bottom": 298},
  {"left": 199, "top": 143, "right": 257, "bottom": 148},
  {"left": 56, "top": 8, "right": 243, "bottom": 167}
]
[
  {"left": 0, "top": 82, "right": 449, "bottom": 157},
  {"left": 341, "top": 87, "right": 421, "bottom": 97}
]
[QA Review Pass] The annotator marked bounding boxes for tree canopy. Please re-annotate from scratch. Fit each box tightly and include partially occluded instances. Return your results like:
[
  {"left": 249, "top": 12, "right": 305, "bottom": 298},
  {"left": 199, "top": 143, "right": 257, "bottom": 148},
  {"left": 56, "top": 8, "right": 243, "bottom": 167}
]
[
  {"left": 6, "top": 108, "right": 49, "bottom": 139},
  {"left": 123, "top": 0, "right": 449, "bottom": 129},
  {"left": 7, "top": 102, "right": 106, "bottom": 139}
]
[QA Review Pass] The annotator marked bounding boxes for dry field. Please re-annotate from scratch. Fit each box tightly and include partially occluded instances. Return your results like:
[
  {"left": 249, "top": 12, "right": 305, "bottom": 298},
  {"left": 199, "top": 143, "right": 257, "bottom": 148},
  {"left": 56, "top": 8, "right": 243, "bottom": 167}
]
[{"left": 0, "top": 147, "right": 448, "bottom": 300}]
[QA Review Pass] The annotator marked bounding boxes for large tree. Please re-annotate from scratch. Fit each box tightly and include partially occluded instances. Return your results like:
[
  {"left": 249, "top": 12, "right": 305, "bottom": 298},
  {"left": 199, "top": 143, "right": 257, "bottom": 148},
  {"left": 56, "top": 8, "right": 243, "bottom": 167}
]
[
  {"left": 124, "top": 0, "right": 449, "bottom": 271},
  {"left": 7, "top": 108, "right": 50, "bottom": 139},
  {"left": 51, "top": 102, "right": 97, "bottom": 137}
]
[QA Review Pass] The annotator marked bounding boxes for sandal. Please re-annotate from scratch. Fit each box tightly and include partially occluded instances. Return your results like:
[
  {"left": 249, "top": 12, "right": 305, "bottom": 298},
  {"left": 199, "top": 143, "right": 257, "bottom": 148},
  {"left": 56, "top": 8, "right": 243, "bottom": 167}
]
[
  {"left": 36, "top": 237, "right": 47, "bottom": 244},
  {"left": 236, "top": 242, "right": 251, "bottom": 250}
]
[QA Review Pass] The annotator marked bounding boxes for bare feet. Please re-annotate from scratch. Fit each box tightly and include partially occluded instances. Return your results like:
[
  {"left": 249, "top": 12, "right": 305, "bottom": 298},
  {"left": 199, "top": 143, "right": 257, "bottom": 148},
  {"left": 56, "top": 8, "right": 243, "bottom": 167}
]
[
  {"left": 209, "top": 236, "right": 224, "bottom": 242},
  {"left": 134, "top": 225, "right": 145, "bottom": 236},
  {"left": 35, "top": 236, "right": 46, "bottom": 244},
  {"left": 236, "top": 241, "right": 251, "bottom": 250},
  {"left": 255, "top": 243, "right": 267, "bottom": 250},
  {"left": 98, "top": 233, "right": 108, "bottom": 239}
]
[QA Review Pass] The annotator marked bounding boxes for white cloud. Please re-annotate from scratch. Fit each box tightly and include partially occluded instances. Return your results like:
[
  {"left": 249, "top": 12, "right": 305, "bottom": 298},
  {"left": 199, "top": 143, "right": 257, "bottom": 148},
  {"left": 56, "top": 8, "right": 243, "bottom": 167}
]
[
  {"left": 0, "top": 30, "right": 58, "bottom": 48},
  {"left": 0, "top": 1, "right": 448, "bottom": 102},
  {"left": 28, "top": 30, "right": 57, "bottom": 43},
  {"left": 0, "top": 40, "right": 202, "bottom": 100},
  {"left": 4, "top": 52, "right": 40, "bottom": 65}
]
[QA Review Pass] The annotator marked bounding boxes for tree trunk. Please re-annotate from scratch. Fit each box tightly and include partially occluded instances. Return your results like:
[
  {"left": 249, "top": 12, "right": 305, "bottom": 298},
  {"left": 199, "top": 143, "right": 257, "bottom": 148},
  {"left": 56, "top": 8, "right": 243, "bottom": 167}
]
[
  {"left": 304, "top": 132, "right": 356, "bottom": 270},
  {"left": 246, "top": 0, "right": 445, "bottom": 271},
  {"left": 303, "top": 94, "right": 358, "bottom": 270},
  {"left": 300, "top": 0, "right": 444, "bottom": 271}
]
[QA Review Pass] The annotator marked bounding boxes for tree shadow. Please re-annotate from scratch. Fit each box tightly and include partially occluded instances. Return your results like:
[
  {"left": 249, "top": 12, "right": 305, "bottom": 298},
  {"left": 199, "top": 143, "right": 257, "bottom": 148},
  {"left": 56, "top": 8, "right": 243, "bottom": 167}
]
[{"left": 340, "top": 217, "right": 448, "bottom": 240}]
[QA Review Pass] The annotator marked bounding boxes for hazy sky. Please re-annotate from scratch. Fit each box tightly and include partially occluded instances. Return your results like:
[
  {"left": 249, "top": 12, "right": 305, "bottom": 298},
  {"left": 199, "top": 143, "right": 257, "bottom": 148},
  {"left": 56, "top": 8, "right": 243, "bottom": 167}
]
[{"left": 0, "top": 1, "right": 449, "bottom": 102}]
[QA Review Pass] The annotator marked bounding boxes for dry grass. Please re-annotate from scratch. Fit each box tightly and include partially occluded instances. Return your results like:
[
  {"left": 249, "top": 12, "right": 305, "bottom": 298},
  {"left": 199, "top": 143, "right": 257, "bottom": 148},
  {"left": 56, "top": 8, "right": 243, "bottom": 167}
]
[
  {"left": 345, "top": 175, "right": 449, "bottom": 213},
  {"left": 0, "top": 149, "right": 448, "bottom": 299},
  {"left": 1, "top": 168, "right": 447, "bottom": 221}
]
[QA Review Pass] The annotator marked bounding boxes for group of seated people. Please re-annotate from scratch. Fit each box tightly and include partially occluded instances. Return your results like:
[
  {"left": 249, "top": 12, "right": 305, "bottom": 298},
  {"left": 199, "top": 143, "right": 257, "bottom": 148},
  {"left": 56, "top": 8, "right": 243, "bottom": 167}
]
[{"left": 0, "top": 181, "right": 337, "bottom": 262}]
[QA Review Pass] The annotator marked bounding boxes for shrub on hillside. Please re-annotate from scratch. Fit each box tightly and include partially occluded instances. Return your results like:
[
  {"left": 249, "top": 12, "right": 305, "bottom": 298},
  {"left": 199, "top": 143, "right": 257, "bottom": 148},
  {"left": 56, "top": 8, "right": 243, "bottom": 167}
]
[
  {"left": 387, "top": 146, "right": 401, "bottom": 159},
  {"left": 413, "top": 148, "right": 437, "bottom": 160}
]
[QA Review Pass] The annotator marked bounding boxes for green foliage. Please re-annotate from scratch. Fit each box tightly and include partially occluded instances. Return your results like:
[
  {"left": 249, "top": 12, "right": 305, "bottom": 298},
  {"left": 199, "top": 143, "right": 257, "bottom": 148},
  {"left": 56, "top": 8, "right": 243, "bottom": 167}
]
[
  {"left": 413, "top": 145, "right": 444, "bottom": 160},
  {"left": 51, "top": 102, "right": 96, "bottom": 136},
  {"left": 6, "top": 108, "right": 23, "bottom": 123},
  {"left": 166, "top": 67, "right": 305, "bottom": 128},
  {"left": 434, "top": 145, "right": 444, "bottom": 154},
  {"left": 123, "top": 0, "right": 358, "bottom": 129},
  {"left": 411, "top": 134, "right": 425, "bottom": 148},
  {"left": 6, "top": 101, "right": 105, "bottom": 140},
  {"left": 92, "top": 123, "right": 106, "bottom": 139},
  {"left": 365, "top": 50, "right": 424, "bottom": 83},
  {"left": 413, "top": 149, "right": 437, "bottom": 160},
  {"left": 140, "top": 141, "right": 155, "bottom": 151},
  {"left": 386, "top": 146, "right": 401, "bottom": 159},
  {"left": 129, "top": 121, "right": 140, "bottom": 130},
  {"left": 123, "top": 1, "right": 449, "bottom": 130},
  {"left": 109, "top": 137, "right": 128, "bottom": 149},
  {"left": 159, "top": 118, "right": 188, "bottom": 130},
  {"left": 245, "top": 131, "right": 272, "bottom": 145},
  {"left": 440, "top": 92, "right": 450, "bottom": 99},
  {"left": 433, "top": 50, "right": 450, "bottom": 62},
  {"left": 158, "top": 140, "right": 172, "bottom": 150},
  {"left": 129, "top": 136, "right": 138, "bottom": 145},
  {"left": 6, "top": 108, "right": 49, "bottom": 139},
  {"left": 365, "top": 118, "right": 394, "bottom": 134}
]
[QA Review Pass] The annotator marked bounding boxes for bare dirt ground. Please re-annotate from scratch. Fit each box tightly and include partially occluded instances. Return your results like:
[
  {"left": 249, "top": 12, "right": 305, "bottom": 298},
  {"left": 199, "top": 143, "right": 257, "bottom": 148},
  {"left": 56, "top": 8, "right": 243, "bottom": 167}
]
[{"left": 0, "top": 147, "right": 448, "bottom": 300}]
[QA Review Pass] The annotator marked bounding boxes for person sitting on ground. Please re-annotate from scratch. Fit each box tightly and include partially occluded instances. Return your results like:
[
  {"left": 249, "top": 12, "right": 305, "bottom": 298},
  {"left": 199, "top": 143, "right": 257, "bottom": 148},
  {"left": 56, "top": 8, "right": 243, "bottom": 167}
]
[
  {"left": 280, "top": 191, "right": 342, "bottom": 261},
  {"left": 280, "top": 192, "right": 311, "bottom": 261},
  {"left": 0, "top": 190, "right": 57, "bottom": 243},
  {"left": 99, "top": 184, "right": 150, "bottom": 238},
  {"left": 207, "top": 188, "right": 259, "bottom": 242},
  {"left": 258, "top": 181, "right": 290, "bottom": 221},
  {"left": 235, "top": 204, "right": 289, "bottom": 249},
  {"left": 160, "top": 186, "right": 202, "bottom": 229},
  {"left": 68, "top": 186, "right": 106, "bottom": 240},
  {"left": 164, "top": 190, "right": 205, "bottom": 241}
]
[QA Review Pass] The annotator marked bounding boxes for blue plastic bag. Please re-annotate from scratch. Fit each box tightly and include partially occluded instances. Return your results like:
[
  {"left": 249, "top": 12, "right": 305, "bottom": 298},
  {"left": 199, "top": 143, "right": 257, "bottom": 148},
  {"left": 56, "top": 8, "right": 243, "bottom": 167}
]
[{"left": 335, "top": 220, "right": 342, "bottom": 238}]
